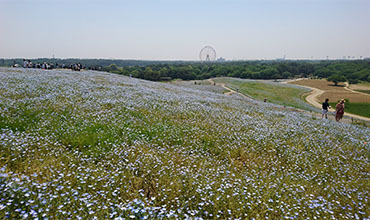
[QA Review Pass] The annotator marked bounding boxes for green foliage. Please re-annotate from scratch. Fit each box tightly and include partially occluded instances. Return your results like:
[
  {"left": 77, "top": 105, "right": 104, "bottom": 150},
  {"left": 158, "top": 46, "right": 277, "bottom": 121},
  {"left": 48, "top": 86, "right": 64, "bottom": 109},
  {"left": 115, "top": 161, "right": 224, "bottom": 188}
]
[
  {"left": 327, "top": 74, "right": 346, "bottom": 86},
  {"left": 0, "top": 103, "right": 42, "bottom": 132},
  {"left": 348, "top": 78, "right": 359, "bottom": 84},
  {"left": 109, "top": 60, "right": 370, "bottom": 83},
  {"left": 281, "top": 71, "right": 291, "bottom": 78},
  {"left": 355, "top": 89, "right": 370, "bottom": 95},
  {"left": 213, "top": 77, "right": 317, "bottom": 112},
  {"left": 2, "top": 59, "right": 370, "bottom": 83}
]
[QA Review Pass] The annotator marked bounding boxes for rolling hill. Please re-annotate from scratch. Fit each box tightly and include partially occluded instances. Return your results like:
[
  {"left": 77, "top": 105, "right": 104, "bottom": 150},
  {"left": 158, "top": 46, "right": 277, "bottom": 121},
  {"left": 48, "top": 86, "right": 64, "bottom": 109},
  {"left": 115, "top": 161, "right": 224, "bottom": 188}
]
[{"left": 0, "top": 67, "right": 369, "bottom": 219}]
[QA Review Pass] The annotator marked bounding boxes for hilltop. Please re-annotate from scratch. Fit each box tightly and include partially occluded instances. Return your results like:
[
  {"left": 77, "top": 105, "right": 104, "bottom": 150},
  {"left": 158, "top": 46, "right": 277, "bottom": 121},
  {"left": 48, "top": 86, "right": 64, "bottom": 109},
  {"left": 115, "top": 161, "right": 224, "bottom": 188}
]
[{"left": 0, "top": 67, "right": 369, "bottom": 219}]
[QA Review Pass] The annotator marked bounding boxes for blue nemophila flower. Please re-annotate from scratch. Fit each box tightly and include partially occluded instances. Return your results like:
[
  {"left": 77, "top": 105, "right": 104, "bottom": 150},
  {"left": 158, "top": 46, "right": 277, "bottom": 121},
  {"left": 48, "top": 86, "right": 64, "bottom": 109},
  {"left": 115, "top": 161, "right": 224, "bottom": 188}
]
[{"left": 0, "top": 67, "right": 369, "bottom": 219}]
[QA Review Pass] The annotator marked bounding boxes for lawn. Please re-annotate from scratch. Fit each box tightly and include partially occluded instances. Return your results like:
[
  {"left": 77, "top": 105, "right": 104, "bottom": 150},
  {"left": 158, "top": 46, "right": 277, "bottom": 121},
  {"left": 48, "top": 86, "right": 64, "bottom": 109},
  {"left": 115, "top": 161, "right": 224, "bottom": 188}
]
[
  {"left": 213, "top": 77, "right": 317, "bottom": 112},
  {"left": 349, "top": 82, "right": 370, "bottom": 95},
  {"left": 0, "top": 68, "right": 369, "bottom": 219},
  {"left": 330, "top": 102, "right": 370, "bottom": 118},
  {"left": 354, "top": 89, "right": 370, "bottom": 95}
]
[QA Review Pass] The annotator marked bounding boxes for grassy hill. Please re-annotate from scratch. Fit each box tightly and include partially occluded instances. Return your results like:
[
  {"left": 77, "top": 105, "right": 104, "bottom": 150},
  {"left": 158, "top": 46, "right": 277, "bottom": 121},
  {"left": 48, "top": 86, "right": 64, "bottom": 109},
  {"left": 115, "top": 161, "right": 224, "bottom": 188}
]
[
  {"left": 213, "top": 77, "right": 318, "bottom": 112},
  {"left": 0, "top": 67, "right": 369, "bottom": 219}
]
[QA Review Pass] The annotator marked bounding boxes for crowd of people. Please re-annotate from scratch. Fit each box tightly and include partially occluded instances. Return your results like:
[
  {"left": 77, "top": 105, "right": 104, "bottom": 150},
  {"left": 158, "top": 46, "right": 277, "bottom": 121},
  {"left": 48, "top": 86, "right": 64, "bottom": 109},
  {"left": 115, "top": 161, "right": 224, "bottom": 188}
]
[
  {"left": 14, "top": 59, "right": 84, "bottom": 71},
  {"left": 70, "top": 63, "right": 83, "bottom": 71},
  {"left": 19, "top": 59, "right": 55, "bottom": 69},
  {"left": 321, "top": 98, "right": 346, "bottom": 122}
]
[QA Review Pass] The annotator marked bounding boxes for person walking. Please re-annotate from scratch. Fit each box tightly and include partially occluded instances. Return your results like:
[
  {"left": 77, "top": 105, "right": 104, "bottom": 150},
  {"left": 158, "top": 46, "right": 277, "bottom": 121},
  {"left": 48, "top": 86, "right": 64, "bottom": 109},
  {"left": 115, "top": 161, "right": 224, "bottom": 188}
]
[
  {"left": 335, "top": 99, "right": 345, "bottom": 122},
  {"left": 321, "top": 98, "right": 331, "bottom": 119}
]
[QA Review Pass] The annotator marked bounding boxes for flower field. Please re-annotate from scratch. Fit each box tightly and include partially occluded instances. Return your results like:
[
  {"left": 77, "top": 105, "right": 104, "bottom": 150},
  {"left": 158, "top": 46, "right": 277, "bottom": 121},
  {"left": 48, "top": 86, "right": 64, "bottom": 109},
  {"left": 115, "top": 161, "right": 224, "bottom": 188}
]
[{"left": 0, "top": 67, "right": 369, "bottom": 219}]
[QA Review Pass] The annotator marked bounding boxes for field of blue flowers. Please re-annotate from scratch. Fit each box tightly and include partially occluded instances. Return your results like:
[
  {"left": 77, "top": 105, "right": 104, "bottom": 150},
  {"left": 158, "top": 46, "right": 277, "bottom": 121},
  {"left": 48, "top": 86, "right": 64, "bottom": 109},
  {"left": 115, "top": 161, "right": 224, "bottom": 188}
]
[{"left": 0, "top": 67, "right": 369, "bottom": 219}]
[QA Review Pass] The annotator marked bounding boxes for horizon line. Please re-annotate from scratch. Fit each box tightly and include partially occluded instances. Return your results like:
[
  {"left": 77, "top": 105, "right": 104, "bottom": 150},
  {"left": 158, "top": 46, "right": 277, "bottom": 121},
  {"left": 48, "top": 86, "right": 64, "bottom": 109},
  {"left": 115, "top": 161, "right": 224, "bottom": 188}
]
[{"left": 1, "top": 57, "right": 369, "bottom": 62}]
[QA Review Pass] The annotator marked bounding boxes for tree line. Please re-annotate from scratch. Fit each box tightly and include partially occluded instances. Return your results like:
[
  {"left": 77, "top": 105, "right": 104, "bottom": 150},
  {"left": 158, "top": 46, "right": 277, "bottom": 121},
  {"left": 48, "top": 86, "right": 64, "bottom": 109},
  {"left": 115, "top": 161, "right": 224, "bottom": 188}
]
[
  {"left": 103, "top": 60, "right": 370, "bottom": 84},
  {"left": 1, "top": 58, "right": 370, "bottom": 84}
]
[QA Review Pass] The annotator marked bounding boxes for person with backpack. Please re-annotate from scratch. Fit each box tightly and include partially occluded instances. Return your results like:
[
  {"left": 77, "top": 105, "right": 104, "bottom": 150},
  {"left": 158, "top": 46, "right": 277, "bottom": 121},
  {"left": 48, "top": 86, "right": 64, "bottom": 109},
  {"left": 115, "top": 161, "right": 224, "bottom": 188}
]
[{"left": 321, "top": 98, "right": 331, "bottom": 119}]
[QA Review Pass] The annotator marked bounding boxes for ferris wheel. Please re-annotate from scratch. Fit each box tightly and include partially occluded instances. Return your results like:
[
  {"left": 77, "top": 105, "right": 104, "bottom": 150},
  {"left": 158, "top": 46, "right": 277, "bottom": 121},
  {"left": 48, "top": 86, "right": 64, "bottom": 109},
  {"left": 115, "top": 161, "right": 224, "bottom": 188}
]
[{"left": 199, "top": 46, "right": 216, "bottom": 62}]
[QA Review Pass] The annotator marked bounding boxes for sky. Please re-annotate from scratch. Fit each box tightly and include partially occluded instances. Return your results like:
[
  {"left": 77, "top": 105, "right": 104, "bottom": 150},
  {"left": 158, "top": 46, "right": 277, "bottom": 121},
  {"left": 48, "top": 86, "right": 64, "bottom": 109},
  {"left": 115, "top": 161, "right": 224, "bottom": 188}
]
[{"left": 1, "top": 0, "right": 370, "bottom": 60}]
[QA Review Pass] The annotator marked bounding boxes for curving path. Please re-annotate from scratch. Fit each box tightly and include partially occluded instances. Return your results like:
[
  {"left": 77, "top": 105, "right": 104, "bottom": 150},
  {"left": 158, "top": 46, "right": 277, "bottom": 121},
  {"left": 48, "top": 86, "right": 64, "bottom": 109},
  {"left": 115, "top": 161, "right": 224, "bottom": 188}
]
[
  {"left": 344, "top": 82, "right": 370, "bottom": 97},
  {"left": 207, "top": 78, "right": 252, "bottom": 100},
  {"left": 285, "top": 79, "right": 370, "bottom": 122},
  {"left": 207, "top": 78, "right": 370, "bottom": 123},
  {"left": 282, "top": 81, "right": 324, "bottom": 109}
]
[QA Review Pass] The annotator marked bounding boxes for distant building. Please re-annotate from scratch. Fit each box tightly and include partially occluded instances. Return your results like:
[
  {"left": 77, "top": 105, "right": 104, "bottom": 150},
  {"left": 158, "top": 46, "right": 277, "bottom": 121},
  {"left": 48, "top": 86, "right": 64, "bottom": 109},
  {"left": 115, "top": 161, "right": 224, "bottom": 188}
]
[
  {"left": 276, "top": 55, "right": 286, "bottom": 61},
  {"left": 216, "top": 57, "right": 226, "bottom": 62}
]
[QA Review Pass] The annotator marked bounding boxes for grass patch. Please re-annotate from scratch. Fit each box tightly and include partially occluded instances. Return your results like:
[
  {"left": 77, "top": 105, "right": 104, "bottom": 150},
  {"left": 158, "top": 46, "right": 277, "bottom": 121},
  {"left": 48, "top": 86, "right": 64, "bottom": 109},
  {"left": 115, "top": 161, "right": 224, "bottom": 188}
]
[
  {"left": 214, "top": 77, "right": 316, "bottom": 111},
  {"left": 0, "top": 103, "right": 43, "bottom": 132},
  {"left": 357, "top": 81, "right": 370, "bottom": 87},
  {"left": 329, "top": 102, "right": 370, "bottom": 118},
  {"left": 355, "top": 89, "right": 370, "bottom": 95}
]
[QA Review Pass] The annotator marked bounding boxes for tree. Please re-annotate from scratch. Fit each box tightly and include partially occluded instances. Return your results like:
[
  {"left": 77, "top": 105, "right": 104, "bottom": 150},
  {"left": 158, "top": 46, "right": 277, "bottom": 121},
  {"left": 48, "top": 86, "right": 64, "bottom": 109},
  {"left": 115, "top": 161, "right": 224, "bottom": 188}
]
[
  {"left": 315, "top": 68, "right": 337, "bottom": 78},
  {"left": 348, "top": 78, "right": 358, "bottom": 84},
  {"left": 108, "top": 64, "right": 118, "bottom": 71},
  {"left": 281, "top": 71, "right": 291, "bottom": 79},
  {"left": 141, "top": 67, "right": 160, "bottom": 81},
  {"left": 240, "top": 70, "right": 253, "bottom": 79},
  {"left": 298, "top": 63, "right": 314, "bottom": 77},
  {"left": 272, "top": 74, "right": 282, "bottom": 81},
  {"left": 159, "top": 67, "right": 168, "bottom": 77},
  {"left": 131, "top": 70, "right": 139, "bottom": 78},
  {"left": 356, "top": 69, "right": 370, "bottom": 81},
  {"left": 327, "top": 74, "right": 346, "bottom": 86},
  {"left": 260, "top": 67, "right": 278, "bottom": 79}
]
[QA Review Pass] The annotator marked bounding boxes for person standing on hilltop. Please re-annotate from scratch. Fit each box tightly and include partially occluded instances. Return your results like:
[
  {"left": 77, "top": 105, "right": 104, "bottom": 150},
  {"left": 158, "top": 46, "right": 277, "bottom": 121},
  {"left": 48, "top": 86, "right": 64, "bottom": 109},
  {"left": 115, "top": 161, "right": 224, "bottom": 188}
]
[
  {"left": 335, "top": 99, "right": 345, "bottom": 122},
  {"left": 23, "top": 59, "right": 28, "bottom": 68},
  {"left": 321, "top": 98, "right": 331, "bottom": 119}
]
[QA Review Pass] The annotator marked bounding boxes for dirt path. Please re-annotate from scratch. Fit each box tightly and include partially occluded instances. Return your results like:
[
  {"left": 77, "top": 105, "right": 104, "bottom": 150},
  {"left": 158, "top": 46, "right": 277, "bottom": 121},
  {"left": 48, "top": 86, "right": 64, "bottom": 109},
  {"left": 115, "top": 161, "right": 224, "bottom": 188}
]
[
  {"left": 285, "top": 79, "right": 370, "bottom": 122},
  {"left": 206, "top": 78, "right": 368, "bottom": 125},
  {"left": 281, "top": 78, "right": 324, "bottom": 109},
  {"left": 344, "top": 82, "right": 370, "bottom": 97},
  {"left": 207, "top": 78, "right": 252, "bottom": 99}
]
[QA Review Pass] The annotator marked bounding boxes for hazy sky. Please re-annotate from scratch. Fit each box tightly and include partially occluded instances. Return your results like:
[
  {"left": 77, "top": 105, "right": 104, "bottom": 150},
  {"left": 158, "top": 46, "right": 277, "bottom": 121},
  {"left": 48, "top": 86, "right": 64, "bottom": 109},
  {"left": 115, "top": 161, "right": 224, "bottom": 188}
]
[{"left": 1, "top": 0, "right": 370, "bottom": 60}]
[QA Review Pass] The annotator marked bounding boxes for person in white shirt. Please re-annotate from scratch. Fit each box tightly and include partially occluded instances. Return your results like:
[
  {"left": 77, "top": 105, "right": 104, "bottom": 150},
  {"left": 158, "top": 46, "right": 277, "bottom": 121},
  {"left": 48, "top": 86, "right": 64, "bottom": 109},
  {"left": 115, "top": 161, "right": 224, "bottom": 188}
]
[{"left": 23, "top": 59, "right": 28, "bottom": 68}]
